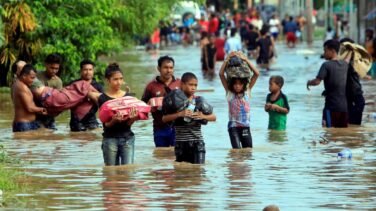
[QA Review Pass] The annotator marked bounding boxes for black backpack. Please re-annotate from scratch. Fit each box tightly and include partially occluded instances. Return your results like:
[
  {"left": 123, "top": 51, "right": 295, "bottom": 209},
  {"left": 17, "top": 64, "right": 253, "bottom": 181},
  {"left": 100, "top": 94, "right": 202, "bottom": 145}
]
[{"left": 162, "top": 89, "right": 189, "bottom": 114}]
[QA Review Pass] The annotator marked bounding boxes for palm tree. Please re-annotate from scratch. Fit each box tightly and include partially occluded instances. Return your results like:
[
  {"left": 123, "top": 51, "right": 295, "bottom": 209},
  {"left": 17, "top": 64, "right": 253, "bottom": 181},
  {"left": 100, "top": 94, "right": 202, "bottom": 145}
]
[{"left": 0, "top": 1, "right": 40, "bottom": 87}]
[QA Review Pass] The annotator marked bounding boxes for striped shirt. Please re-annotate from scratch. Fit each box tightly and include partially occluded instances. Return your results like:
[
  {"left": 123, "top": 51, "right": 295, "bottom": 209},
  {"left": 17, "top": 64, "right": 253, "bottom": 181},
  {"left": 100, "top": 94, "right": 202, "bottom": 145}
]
[
  {"left": 174, "top": 124, "right": 203, "bottom": 142},
  {"left": 227, "top": 91, "right": 250, "bottom": 128}
]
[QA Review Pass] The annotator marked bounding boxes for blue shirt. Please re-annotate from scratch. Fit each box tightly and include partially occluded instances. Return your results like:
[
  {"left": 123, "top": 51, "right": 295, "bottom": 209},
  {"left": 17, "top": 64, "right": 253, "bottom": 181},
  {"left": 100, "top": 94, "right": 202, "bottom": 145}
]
[
  {"left": 285, "top": 21, "right": 298, "bottom": 33},
  {"left": 225, "top": 37, "right": 242, "bottom": 54}
]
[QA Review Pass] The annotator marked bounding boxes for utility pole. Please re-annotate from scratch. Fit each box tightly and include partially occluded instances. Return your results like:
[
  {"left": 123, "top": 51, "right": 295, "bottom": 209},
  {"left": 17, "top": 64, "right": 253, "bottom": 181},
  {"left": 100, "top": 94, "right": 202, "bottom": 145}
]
[{"left": 306, "top": 0, "right": 313, "bottom": 45}]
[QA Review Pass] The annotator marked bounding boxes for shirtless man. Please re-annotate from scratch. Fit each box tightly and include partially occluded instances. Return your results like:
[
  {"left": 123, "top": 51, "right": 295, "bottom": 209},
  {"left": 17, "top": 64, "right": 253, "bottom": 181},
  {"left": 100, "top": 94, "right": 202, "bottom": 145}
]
[{"left": 12, "top": 64, "right": 47, "bottom": 132}]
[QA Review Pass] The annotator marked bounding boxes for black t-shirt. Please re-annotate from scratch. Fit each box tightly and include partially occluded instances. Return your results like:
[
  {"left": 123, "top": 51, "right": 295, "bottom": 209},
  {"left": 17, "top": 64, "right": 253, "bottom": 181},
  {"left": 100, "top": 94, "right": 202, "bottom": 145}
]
[
  {"left": 317, "top": 60, "right": 348, "bottom": 112},
  {"left": 246, "top": 31, "right": 259, "bottom": 50},
  {"left": 98, "top": 93, "right": 134, "bottom": 138},
  {"left": 346, "top": 64, "right": 363, "bottom": 100},
  {"left": 203, "top": 44, "right": 217, "bottom": 69},
  {"left": 69, "top": 79, "right": 104, "bottom": 128},
  {"left": 256, "top": 36, "right": 272, "bottom": 60}
]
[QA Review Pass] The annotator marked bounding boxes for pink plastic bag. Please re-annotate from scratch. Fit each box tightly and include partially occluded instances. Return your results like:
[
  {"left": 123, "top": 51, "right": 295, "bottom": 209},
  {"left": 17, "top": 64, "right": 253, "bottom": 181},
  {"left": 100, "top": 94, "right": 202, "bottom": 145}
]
[{"left": 99, "top": 96, "right": 151, "bottom": 123}]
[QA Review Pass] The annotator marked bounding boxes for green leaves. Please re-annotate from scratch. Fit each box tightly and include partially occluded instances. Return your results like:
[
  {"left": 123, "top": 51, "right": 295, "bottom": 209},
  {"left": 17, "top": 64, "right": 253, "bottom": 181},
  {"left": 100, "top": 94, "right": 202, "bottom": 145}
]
[{"left": 1, "top": 0, "right": 203, "bottom": 85}]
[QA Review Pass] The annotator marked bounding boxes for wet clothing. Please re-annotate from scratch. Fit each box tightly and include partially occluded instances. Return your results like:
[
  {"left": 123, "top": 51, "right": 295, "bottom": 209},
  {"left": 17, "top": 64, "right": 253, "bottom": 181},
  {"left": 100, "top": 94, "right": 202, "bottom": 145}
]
[
  {"left": 102, "top": 136, "right": 135, "bottom": 166},
  {"left": 33, "top": 77, "right": 56, "bottom": 129},
  {"left": 346, "top": 65, "right": 364, "bottom": 125},
  {"left": 227, "top": 92, "right": 250, "bottom": 128},
  {"left": 98, "top": 93, "right": 134, "bottom": 138},
  {"left": 34, "top": 80, "right": 97, "bottom": 119},
  {"left": 317, "top": 60, "right": 348, "bottom": 113},
  {"left": 37, "top": 71, "right": 63, "bottom": 90},
  {"left": 228, "top": 127, "right": 252, "bottom": 149},
  {"left": 36, "top": 114, "right": 56, "bottom": 130},
  {"left": 245, "top": 31, "right": 259, "bottom": 51},
  {"left": 227, "top": 91, "right": 252, "bottom": 149},
  {"left": 256, "top": 36, "right": 273, "bottom": 64},
  {"left": 98, "top": 93, "right": 135, "bottom": 166},
  {"left": 346, "top": 65, "right": 363, "bottom": 99},
  {"left": 266, "top": 92, "right": 289, "bottom": 130},
  {"left": 153, "top": 127, "right": 176, "bottom": 147},
  {"left": 167, "top": 94, "right": 209, "bottom": 164},
  {"left": 174, "top": 140, "right": 205, "bottom": 164},
  {"left": 12, "top": 121, "right": 40, "bottom": 132},
  {"left": 36, "top": 72, "right": 62, "bottom": 129},
  {"left": 69, "top": 79, "right": 103, "bottom": 131},
  {"left": 348, "top": 95, "right": 365, "bottom": 125},
  {"left": 202, "top": 44, "right": 217, "bottom": 71},
  {"left": 322, "top": 109, "right": 348, "bottom": 128},
  {"left": 142, "top": 76, "right": 180, "bottom": 147},
  {"left": 174, "top": 124, "right": 205, "bottom": 164}
]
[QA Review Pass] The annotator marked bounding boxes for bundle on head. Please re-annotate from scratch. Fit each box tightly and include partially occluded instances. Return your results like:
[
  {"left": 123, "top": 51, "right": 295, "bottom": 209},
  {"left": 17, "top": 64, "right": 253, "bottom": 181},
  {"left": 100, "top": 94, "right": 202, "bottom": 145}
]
[{"left": 225, "top": 55, "right": 251, "bottom": 84}]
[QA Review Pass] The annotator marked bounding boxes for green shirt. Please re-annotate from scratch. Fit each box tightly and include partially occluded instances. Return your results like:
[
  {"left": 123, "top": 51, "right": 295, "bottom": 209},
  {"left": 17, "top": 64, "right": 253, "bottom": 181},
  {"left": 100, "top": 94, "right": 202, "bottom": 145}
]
[
  {"left": 266, "top": 92, "right": 289, "bottom": 130},
  {"left": 369, "top": 62, "right": 376, "bottom": 78},
  {"left": 37, "top": 71, "right": 63, "bottom": 90}
]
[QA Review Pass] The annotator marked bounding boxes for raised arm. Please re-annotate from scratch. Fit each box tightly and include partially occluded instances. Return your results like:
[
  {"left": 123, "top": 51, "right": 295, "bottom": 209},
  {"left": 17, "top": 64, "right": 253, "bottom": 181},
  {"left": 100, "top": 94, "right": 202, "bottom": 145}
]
[
  {"left": 237, "top": 52, "right": 260, "bottom": 90},
  {"left": 219, "top": 57, "right": 230, "bottom": 92}
]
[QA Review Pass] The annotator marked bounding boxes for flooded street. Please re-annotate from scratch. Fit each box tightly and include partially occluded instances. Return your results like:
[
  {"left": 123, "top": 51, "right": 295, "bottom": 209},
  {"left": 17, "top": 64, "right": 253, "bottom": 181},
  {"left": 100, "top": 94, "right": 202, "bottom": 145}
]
[{"left": 0, "top": 43, "right": 375, "bottom": 210}]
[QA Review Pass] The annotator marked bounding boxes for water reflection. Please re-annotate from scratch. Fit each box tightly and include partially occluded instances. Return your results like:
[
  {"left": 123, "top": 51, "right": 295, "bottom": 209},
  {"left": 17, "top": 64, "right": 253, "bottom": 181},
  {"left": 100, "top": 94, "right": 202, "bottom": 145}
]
[
  {"left": 153, "top": 164, "right": 206, "bottom": 210},
  {"left": 225, "top": 149, "right": 254, "bottom": 210},
  {"left": 267, "top": 130, "right": 288, "bottom": 143},
  {"left": 152, "top": 147, "right": 175, "bottom": 161},
  {"left": 102, "top": 166, "right": 149, "bottom": 210}
]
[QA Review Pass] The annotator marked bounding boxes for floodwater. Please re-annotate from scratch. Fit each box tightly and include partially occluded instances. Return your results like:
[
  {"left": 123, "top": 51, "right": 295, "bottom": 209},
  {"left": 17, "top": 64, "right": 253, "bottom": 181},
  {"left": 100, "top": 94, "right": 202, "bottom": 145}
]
[{"left": 0, "top": 42, "right": 375, "bottom": 210}]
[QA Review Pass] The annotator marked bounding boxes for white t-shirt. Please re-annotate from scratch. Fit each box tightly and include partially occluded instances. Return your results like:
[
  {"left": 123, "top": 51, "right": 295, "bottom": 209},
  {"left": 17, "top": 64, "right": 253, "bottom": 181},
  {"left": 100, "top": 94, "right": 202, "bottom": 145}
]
[
  {"left": 251, "top": 19, "right": 263, "bottom": 30},
  {"left": 269, "top": 18, "right": 280, "bottom": 33}
]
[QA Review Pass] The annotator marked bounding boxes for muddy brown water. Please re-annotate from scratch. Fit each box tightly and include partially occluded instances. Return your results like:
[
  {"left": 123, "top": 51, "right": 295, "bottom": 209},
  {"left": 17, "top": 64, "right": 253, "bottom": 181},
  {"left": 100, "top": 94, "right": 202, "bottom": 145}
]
[{"left": 0, "top": 43, "right": 375, "bottom": 210}]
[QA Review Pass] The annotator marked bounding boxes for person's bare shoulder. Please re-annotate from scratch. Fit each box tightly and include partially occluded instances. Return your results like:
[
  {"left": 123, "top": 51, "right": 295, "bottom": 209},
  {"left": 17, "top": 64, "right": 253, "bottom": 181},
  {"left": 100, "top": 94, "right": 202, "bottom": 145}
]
[
  {"left": 17, "top": 81, "right": 31, "bottom": 96},
  {"left": 12, "top": 80, "right": 22, "bottom": 94}
]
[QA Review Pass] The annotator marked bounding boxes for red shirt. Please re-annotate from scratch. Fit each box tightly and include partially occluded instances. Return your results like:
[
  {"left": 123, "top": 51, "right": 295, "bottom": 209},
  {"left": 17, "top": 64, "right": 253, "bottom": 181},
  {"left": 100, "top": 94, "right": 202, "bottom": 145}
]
[
  {"left": 151, "top": 29, "right": 160, "bottom": 44},
  {"left": 199, "top": 20, "right": 209, "bottom": 32},
  {"left": 142, "top": 76, "right": 181, "bottom": 130},
  {"left": 215, "top": 38, "right": 225, "bottom": 61},
  {"left": 208, "top": 17, "right": 219, "bottom": 34}
]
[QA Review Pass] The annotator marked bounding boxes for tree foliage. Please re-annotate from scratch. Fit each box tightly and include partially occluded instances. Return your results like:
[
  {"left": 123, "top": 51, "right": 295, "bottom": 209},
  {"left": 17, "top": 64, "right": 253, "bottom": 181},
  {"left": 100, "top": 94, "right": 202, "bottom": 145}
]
[
  {"left": 0, "top": 1, "right": 40, "bottom": 86},
  {"left": 0, "top": 0, "right": 203, "bottom": 86}
]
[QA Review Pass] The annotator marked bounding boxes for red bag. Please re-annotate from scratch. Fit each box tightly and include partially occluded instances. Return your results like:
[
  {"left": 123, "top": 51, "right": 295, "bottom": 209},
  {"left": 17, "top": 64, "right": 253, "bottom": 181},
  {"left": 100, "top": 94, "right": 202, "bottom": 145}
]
[{"left": 99, "top": 96, "right": 151, "bottom": 123}]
